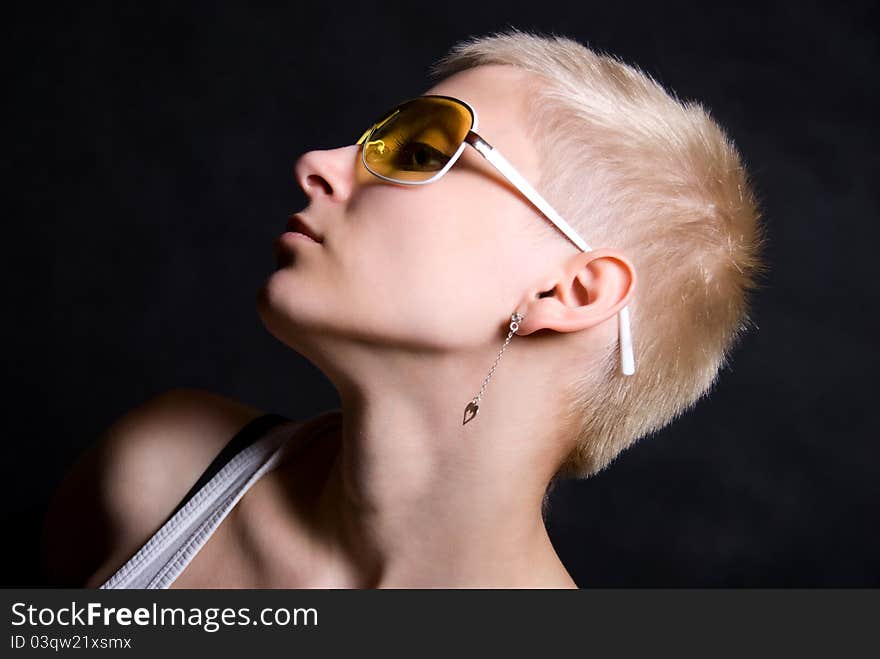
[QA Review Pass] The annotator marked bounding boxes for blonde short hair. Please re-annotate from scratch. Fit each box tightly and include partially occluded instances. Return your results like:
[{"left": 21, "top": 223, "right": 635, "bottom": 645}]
[{"left": 430, "top": 28, "right": 768, "bottom": 479}]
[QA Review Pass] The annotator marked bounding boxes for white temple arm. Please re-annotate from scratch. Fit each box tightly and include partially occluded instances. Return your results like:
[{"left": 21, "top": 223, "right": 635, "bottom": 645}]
[{"left": 468, "top": 133, "right": 636, "bottom": 376}]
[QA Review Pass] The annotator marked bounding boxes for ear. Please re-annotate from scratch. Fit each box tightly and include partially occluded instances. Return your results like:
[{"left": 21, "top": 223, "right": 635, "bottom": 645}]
[{"left": 516, "top": 248, "right": 636, "bottom": 335}]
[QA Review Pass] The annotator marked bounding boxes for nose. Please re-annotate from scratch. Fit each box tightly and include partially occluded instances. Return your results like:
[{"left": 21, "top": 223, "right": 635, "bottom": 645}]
[{"left": 292, "top": 145, "right": 360, "bottom": 203}]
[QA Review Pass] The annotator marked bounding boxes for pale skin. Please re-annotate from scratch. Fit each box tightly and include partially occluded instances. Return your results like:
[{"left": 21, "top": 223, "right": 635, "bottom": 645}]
[
  {"left": 43, "top": 64, "right": 636, "bottom": 589},
  {"left": 251, "top": 64, "right": 636, "bottom": 587}
]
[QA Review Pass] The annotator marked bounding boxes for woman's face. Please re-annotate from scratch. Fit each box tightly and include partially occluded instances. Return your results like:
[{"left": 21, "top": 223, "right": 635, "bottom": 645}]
[{"left": 258, "top": 65, "right": 568, "bottom": 364}]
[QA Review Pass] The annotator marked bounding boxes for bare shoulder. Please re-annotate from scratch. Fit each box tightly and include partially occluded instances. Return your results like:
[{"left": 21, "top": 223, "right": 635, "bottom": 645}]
[{"left": 40, "top": 388, "right": 267, "bottom": 588}]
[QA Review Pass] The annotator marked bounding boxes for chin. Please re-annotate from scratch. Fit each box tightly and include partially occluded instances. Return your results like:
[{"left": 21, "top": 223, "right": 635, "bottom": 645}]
[
  {"left": 255, "top": 274, "right": 319, "bottom": 352},
  {"left": 256, "top": 276, "right": 290, "bottom": 341}
]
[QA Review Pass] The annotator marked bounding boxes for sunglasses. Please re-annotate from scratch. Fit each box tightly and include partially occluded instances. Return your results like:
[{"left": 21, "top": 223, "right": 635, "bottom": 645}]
[{"left": 356, "top": 94, "right": 635, "bottom": 376}]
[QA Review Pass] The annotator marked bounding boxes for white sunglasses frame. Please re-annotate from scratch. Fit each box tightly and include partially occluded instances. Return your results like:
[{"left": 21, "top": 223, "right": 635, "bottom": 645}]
[{"left": 355, "top": 94, "right": 635, "bottom": 376}]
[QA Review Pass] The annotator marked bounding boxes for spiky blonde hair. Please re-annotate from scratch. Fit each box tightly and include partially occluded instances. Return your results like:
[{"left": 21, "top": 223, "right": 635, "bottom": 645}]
[{"left": 430, "top": 28, "right": 768, "bottom": 479}]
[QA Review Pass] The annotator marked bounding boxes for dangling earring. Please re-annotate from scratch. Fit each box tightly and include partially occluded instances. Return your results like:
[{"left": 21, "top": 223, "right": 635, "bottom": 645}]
[{"left": 462, "top": 311, "right": 524, "bottom": 425}]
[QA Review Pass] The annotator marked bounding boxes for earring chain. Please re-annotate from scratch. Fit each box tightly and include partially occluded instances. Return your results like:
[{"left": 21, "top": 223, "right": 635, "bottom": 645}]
[{"left": 462, "top": 312, "right": 524, "bottom": 425}]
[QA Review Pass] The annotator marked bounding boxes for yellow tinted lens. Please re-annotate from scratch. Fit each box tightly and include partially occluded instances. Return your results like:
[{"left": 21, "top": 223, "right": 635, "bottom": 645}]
[{"left": 361, "top": 97, "right": 473, "bottom": 183}]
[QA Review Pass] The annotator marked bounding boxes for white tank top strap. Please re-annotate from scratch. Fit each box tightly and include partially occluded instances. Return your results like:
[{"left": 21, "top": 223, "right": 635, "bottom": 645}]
[{"left": 99, "top": 409, "right": 341, "bottom": 589}]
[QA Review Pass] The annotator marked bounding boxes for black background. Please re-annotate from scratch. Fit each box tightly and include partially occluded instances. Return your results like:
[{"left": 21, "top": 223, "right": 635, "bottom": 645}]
[{"left": 4, "top": 1, "right": 877, "bottom": 587}]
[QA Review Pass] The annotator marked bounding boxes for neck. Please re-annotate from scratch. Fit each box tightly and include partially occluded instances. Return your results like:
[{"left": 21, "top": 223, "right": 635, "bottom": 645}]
[{"left": 308, "top": 351, "right": 576, "bottom": 588}]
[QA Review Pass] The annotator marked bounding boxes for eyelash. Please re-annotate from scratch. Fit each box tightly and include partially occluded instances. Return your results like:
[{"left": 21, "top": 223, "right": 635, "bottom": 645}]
[{"left": 392, "top": 136, "right": 413, "bottom": 150}]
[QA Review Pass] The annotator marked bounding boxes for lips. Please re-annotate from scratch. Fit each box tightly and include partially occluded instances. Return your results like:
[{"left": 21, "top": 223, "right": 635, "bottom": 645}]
[{"left": 286, "top": 214, "right": 324, "bottom": 243}]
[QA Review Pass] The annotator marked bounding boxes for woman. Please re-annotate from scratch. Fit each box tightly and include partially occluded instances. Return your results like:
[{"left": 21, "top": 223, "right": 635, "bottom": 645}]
[{"left": 41, "top": 29, "right": 765, "bottom": 588}]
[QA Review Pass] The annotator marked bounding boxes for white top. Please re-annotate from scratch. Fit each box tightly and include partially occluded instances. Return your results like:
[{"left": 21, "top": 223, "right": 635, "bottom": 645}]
[{"left": 99, "top": 410, "right": 340, "bottom": 589}]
